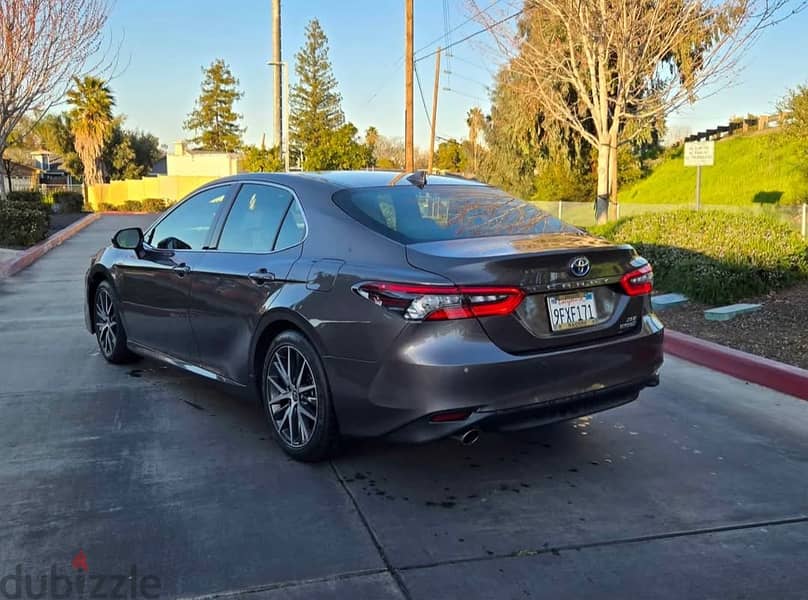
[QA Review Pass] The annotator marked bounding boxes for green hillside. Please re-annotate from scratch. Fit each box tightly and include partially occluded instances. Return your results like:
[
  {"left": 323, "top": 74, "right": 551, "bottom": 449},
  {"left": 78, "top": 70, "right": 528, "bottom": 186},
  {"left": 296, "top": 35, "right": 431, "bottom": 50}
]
[{"left": 620, "top": 131, "right": 808, "bottom": 205}]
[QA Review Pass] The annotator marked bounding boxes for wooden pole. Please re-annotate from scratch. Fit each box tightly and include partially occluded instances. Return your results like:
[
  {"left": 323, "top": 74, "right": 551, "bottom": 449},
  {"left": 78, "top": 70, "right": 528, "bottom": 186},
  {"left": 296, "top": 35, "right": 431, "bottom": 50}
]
[
  {"left": 404, "top": 0, "right": 414, "bottom": 172},
  {"left": 427, "top": 47, "right": 441, "bottom": 174}
]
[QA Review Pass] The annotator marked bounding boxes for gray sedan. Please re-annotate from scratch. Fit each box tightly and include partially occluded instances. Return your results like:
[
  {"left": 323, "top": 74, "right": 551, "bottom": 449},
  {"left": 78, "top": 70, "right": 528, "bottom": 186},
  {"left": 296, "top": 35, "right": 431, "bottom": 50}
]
[{"left": 85, "top": 171, "right": 663, "bottom": 461}]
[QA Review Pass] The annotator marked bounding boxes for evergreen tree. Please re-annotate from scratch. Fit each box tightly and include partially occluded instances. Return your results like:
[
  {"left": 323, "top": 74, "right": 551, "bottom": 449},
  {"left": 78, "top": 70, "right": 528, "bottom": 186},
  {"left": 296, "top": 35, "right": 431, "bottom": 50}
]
[
  {"left": 184, "top": 59, "right": 244, "bottom": 152},
  {"left": 290, "top": 19, "right": 345, "bottom": 156}
]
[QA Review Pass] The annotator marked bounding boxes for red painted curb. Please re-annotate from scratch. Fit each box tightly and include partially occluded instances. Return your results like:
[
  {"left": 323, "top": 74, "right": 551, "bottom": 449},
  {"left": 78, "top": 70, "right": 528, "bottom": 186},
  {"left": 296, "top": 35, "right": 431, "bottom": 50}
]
[
  {"left": 664, "top": 329, "right": 808, "bottom": 400},
  {"left": 0, "top": 213, "right": 101, "bottom": 278}
]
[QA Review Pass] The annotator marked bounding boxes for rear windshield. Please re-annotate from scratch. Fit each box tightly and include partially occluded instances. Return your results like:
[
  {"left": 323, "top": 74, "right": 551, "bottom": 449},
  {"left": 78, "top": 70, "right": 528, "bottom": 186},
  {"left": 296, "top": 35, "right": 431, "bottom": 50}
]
[{"left": 332, "top": 185, "right": 577, "bottom": 244}]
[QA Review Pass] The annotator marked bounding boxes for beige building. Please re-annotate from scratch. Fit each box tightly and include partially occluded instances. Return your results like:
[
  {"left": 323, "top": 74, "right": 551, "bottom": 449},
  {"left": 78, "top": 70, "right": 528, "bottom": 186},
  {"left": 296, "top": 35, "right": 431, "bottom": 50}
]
[{"left": 166, "top": 142, "right": 240, "bottom": 177}]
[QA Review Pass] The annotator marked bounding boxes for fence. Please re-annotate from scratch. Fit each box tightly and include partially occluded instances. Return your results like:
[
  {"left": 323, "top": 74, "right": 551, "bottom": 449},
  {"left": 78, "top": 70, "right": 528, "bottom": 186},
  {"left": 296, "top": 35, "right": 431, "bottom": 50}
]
[
  {"left": 680, "top": 111, "right": 789, "bottom": 144},
  {"left": 7, "top": 180, "right": 85, "bottom": 196},
  {"left": 535, "top": 201, "right": 808, "bottom": 238},
  {"left": 86, "top": 175, "right": 217, "bottom": 210}
]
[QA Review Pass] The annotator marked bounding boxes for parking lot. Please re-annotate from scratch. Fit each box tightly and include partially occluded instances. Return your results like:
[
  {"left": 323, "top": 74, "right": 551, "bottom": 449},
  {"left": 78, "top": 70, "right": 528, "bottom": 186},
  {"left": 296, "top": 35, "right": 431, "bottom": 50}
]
[{"left": 1, "top": 215, "right": 806, "bottom": 599}]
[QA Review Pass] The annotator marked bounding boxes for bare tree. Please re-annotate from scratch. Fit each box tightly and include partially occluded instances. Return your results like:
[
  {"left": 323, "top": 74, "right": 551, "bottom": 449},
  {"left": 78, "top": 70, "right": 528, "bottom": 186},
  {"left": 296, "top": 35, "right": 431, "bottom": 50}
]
[
  {"left": 0, "top": 0, "right": 110, "bottom": 197},
  {"left": 471, "top": 0, "right": 804, "bottom": 221}
]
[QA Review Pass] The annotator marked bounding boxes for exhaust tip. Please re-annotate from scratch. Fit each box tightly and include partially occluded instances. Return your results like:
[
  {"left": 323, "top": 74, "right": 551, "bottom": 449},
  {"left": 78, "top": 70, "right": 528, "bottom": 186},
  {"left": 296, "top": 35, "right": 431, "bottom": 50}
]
[{"left": 453, "top": 428, "right": 480, "bottom": 446}]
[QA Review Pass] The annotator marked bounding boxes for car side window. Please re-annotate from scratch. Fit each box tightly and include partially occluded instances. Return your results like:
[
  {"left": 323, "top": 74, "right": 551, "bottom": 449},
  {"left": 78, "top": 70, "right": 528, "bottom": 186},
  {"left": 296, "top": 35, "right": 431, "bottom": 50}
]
[
  {"left": 273, "top": 200, "right": 306, "bottom": 250},
  {"left": 148, "top": 186, "right": 229, "bottom": 250},
  {"left": 217, "top": 184, "right": 293, "bottom": 252}
]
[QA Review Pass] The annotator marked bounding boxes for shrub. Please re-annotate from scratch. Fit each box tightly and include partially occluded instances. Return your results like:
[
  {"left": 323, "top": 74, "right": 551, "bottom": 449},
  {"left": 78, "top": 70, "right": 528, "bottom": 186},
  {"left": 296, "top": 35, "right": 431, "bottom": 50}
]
[
  {"left": 141, "top": 198, "right": 168, "bottom": 212},
  {"left": 7, "top": 190, "right": 43, "bottom": 204},
  {"left": 589, "top": 210, "right": 808, "bottom": 304},
  {"left": 0, "top": 201, "right": 50, "bottom": 246},
  {"left": 6, "top": 191, "right": 50, "bottom": 218},
  {"left": 122, "top": 200, "right": 143, "bottom": 212},
  {"left": 51, "top": 191, "right": 84, "bottom": 213},
  {"left": 97, "top": 202, "right": 118, "bottom": 212}
]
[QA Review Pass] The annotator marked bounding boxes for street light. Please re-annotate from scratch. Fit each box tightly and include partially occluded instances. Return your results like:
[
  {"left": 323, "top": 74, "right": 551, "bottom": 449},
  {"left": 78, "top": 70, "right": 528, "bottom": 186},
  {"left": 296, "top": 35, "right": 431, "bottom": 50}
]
[{"left": 268, "top": 60, "right": 290, "bottom": 172}]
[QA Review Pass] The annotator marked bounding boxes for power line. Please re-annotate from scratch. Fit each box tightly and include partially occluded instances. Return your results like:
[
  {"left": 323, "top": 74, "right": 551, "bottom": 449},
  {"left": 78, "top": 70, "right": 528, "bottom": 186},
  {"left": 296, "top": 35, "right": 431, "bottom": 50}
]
[
  {"left": 414, "top": 0, "right": 505, "bottom": 57},
  {"left": 445, "top": 87, "right": 488, "bottom": 104},
  {"left": 414, "top": 64, "right": 432, "bottom": 131},
  {"left": 415, "top": 8, "right": 524, "bottom": 63}
]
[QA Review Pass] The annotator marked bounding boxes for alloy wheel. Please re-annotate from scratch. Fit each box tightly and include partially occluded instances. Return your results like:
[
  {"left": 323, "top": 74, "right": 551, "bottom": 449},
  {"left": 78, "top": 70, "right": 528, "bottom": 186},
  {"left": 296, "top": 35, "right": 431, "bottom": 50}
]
[
  {"left": 266, "top": 345, "right": 319, "bottom": 448},
  {"left": 95, "top": 288, "right": 118, "bottom": 357}
]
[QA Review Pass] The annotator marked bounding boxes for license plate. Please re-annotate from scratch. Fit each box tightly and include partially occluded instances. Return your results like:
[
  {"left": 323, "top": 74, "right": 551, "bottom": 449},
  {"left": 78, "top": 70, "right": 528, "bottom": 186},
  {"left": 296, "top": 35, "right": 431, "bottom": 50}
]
[{"left": 546, "top": 291, "right": 598, "bottom": 331}]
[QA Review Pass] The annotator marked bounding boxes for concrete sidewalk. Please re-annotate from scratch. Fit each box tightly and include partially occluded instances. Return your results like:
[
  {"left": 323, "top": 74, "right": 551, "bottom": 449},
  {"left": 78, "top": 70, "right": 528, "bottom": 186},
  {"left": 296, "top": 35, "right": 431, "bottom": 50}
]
[{"left": 0, "top": 215, "right": 806, "bottom": 599}]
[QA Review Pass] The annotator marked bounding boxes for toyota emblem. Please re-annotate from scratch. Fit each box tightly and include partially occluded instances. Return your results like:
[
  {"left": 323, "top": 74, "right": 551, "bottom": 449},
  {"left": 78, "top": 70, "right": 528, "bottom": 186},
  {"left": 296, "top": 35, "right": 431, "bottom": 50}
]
[{"left": 569, "top": 256, "right": 590, "bottom": 277}]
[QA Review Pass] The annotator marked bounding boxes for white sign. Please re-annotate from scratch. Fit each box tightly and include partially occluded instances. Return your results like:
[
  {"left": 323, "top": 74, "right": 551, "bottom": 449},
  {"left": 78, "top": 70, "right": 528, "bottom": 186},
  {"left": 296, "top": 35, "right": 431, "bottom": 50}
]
[{"left": 684, "top": 141, "right": 715, "bottom": 167}]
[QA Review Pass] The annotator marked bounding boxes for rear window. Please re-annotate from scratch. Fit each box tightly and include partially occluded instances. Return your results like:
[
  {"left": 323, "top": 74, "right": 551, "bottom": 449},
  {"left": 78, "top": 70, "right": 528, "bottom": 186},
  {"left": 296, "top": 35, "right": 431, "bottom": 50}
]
[{"left": 332, "top": 185, "right": 577, "bottom": 244}]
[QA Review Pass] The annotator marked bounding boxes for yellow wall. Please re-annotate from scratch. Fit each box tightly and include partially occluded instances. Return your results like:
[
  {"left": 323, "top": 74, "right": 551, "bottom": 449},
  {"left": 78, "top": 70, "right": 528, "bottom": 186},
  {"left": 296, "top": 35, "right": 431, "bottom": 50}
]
[
  {"left": 166, "top": 152, "right": 239, "bottom": 177},
  {"left": 87, "top": 175, "right": 218, "bottom": 210}
]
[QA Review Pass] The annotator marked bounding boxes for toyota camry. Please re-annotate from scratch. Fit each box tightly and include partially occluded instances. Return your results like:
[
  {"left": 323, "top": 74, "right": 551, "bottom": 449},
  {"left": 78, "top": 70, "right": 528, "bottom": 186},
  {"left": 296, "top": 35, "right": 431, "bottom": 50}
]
[{"left": 85, "top": 171, "right": 664, "bottom": 461}]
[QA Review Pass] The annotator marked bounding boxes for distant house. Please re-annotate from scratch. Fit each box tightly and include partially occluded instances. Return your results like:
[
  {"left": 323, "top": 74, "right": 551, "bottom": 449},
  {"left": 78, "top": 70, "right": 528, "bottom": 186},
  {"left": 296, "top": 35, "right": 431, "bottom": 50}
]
[
  {"left": 1, "top": 156, "right": 37, "bottom": 191},
  {"left": 29, "top": 150, "right": 72, "bottom": 185},
  {"left": 166, "top": 142, "right": 240, "bottom": 177}
]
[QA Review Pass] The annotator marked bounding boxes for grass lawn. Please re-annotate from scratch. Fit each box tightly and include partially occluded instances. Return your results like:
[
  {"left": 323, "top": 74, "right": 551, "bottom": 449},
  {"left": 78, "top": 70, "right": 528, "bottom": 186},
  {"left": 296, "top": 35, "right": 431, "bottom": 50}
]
[{"left": 620, "top": 130, "right": 808, "bottom": 206}]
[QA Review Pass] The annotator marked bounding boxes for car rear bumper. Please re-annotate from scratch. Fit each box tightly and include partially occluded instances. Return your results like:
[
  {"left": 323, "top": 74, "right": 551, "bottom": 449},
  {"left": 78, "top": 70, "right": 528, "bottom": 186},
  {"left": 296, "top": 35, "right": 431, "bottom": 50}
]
[{"left": 325, "top": 314, "right": 664, "bottom": 441}]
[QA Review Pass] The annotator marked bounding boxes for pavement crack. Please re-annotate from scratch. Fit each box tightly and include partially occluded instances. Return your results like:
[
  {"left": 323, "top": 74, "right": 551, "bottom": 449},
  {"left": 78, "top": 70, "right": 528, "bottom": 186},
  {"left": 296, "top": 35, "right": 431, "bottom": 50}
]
[
  {"left": 174, "top": 568, "right": 388, "bottom": 599},
  {"left": 330, "top": 460, "right": 414, "bottom": 600},
  {"left": 397, "top": 514, "right": 808, "bottom": 572}
]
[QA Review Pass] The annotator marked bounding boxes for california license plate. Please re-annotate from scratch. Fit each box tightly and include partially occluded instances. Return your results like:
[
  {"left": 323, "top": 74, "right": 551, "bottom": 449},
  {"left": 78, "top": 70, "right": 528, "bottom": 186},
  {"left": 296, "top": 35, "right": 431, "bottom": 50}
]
[{"left": 547, "top": 291, "right": 598, "bottom": 331}]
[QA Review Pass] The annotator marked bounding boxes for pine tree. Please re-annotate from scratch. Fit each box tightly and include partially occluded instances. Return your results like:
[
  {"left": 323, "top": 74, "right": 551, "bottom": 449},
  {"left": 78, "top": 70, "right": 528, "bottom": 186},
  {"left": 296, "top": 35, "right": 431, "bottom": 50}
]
[
  {"left": 290, "top": 19, "right": 344, "bottom": 154},
  {"left": 184, "top": 59, "right": 244, "bottom": 152}
]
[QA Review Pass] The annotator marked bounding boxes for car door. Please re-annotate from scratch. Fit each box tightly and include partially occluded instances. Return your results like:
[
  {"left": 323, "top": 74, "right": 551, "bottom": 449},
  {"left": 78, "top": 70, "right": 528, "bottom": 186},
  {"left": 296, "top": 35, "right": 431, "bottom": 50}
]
[
  {"left": 189, "top": 182, "right": 307, "bottom": 383},
  {"left": 115, "top": 184, "right": 233, "bottom": 362}
]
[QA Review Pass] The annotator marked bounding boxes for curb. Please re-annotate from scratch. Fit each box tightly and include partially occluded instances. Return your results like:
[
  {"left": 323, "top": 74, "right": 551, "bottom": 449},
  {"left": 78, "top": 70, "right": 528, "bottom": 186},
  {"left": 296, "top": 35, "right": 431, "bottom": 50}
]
[
  {"left": 664, "top": 329, "right": 808, "bottom": 400},
  {"left": 0, "top": 212, "right": 102, "bottom": 278}
]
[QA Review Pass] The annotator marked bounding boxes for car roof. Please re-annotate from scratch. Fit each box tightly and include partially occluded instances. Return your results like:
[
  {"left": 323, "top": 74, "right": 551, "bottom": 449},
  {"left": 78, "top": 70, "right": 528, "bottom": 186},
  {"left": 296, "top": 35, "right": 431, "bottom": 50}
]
[{"left": 214, "top": 170, "right": 490, "bottom": 191}]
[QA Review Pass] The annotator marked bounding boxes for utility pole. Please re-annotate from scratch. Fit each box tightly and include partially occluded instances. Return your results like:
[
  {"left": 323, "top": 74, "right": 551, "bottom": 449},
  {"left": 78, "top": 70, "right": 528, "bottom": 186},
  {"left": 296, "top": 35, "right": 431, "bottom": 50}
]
[
  {"left": 268, "top": 61, "right": 290, "bottom": 172},
  {"left": 272, "top": 0, "right": 282, "bottom": 151},
  {"left": 427, "top": 47, "right": 441, "bottom": 174},
  {"left": 404, "top": 0, "right": 414, "bottom": 172}
]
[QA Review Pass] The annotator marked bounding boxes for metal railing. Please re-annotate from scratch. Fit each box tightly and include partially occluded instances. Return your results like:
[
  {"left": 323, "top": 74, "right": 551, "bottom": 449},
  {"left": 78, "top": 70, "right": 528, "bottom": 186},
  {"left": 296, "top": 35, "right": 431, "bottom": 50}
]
[{"left": 535, "top": 201, "right": 808, "bottom": 238}]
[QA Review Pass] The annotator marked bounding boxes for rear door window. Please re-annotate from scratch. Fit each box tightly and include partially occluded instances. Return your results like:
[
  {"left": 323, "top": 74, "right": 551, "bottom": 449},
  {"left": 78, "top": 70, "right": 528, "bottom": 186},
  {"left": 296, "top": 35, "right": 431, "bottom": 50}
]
[
  {"left": 332, "top": 185, "right": 577, "bottom": 244},
  {"left": 217, "top": 184, "right": 294, "bottom": 252}
]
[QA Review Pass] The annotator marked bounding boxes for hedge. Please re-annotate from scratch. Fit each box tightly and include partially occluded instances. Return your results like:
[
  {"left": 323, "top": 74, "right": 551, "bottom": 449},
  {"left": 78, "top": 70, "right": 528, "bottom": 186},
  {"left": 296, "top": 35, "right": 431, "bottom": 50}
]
[
  {"left": 0, "top": 201, "right": 50, "bottom": 246},
  {"left": 141, "top": 198, "right": 168, "bottom": 212},
  {"left": 589, "top": 210, "right": 808, "bottom": 304},
  {"left": 50, "top": 191, "right": 84, "bottom": 213}
]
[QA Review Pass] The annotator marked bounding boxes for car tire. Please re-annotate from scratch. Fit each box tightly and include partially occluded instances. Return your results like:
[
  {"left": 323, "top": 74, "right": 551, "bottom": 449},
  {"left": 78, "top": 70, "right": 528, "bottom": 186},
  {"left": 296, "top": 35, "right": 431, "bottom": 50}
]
[
  {"left": 261, "top": 330, "right": 339, "bottom": 462},
  {"left": 94, "top": 281, "right": 136, "bottom": 364}
]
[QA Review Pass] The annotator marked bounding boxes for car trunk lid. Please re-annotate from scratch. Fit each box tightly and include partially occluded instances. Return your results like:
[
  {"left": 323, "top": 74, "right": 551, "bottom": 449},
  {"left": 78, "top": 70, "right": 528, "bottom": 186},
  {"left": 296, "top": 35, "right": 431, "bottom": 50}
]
[{"left": 406, "top": 233, "right": 647, "bottom": 353}]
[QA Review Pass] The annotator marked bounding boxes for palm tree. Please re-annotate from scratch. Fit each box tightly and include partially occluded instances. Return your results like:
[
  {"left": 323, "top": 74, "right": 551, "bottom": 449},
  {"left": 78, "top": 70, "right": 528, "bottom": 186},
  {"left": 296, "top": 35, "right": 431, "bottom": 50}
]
[
  {"left": 466, "top": 107, "right": 485, "bottom": 174},
  {"left": 67, "top": 76, "right": 115, "bottom": 185}
]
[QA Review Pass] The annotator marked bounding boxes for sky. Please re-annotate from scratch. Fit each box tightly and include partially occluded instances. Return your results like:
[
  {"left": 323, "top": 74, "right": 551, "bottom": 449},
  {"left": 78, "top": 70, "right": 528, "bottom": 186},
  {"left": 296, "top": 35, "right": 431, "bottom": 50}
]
[{"left": 94, "top": 0, "right": 808, "bottom": 151}]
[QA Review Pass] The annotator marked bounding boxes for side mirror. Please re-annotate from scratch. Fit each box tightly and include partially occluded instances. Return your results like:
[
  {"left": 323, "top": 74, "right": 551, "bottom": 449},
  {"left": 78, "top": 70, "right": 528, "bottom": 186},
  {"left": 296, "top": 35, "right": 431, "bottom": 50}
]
[{"left": 112, "top": 227, "right": 144, "bottom": 250}]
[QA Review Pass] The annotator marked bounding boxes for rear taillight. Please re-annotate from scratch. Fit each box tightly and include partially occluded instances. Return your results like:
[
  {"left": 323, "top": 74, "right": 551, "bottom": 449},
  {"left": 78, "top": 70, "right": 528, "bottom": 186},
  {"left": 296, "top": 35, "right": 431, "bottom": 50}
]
[
  {"left": 355, "top": 282, "right": 525, "bottom": 321},
  {"left": 620, "top": 264, "right": 653, "bottom": 296}
]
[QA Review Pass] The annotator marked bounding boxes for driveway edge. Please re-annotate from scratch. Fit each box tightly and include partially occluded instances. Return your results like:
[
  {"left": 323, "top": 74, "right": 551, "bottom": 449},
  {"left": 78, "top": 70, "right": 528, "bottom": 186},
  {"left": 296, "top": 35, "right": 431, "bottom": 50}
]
[
  {"left": 664, "top": 329, "right": 808, "bottom": 400},
  {"left": 0, "top": 212, "right": 102, "bottom": 278}
]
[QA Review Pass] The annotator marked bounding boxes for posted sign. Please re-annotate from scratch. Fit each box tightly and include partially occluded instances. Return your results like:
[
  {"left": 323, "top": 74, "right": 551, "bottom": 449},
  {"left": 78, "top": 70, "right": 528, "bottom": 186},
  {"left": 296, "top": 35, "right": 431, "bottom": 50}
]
[{"left": 684, "top": 141, "right": 715, "bottom": 167}]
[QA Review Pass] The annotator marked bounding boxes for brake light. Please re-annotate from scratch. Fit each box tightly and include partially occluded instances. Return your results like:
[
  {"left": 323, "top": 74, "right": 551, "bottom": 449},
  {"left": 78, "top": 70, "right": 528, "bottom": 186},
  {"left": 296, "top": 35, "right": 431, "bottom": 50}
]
[
  {"left": 620, "top": 264, "right": 653, "bottom": 296},
  {"left": 355, "top": 282, "right": 525, "bottom": 321}
]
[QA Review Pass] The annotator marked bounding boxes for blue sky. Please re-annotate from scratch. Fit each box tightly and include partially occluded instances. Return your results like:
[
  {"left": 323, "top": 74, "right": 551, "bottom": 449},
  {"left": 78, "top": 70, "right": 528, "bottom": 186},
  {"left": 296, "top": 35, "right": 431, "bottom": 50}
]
[{"left": 97, "top": 0, "right": 808, "bottom": 150}]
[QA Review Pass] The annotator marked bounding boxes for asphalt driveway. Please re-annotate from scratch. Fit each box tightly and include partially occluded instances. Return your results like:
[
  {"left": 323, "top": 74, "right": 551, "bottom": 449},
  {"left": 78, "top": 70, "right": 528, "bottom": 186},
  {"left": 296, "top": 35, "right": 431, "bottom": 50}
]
[{"left": 0, "top": 215, "right": 806, "bottom": 599}]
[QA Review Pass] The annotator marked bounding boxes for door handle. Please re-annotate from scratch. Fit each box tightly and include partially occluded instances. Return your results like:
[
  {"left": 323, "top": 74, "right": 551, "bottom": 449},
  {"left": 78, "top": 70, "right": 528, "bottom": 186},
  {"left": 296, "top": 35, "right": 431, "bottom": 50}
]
[
  {"left": 172, "top": 263, "right": 191, "bottom": 276},
  {"left": 248, "top": 269, "right": 275, "bottom": 285}
]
